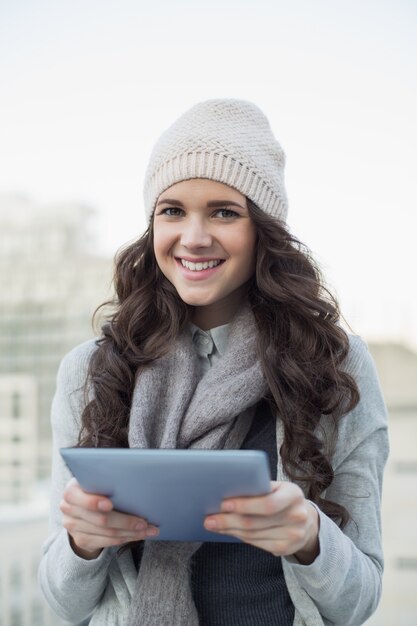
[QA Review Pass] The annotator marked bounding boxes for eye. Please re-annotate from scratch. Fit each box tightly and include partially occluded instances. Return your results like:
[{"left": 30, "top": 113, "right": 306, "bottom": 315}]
[
  {"left": 215, "top": 208, "right": 239, "bottom": 219},
  {"left": 161, "top": 207, "right": 184, "bottom": 217}
]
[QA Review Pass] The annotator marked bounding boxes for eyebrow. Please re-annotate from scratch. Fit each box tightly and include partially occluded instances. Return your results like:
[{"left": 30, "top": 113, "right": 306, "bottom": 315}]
[{"left": 156, "top": 198, "right": 246, "bottom": 210}]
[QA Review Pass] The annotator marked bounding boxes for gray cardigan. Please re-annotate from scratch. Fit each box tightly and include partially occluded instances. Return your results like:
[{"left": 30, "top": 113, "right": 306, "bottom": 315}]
[{"left": 38, "top": 334, "right": 389, "bottom": 626}]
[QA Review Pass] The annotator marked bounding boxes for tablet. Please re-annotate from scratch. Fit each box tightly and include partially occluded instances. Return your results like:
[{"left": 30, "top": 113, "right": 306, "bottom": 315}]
[{"left": 60, "top": 448, "right": 271, "bottom": 542}]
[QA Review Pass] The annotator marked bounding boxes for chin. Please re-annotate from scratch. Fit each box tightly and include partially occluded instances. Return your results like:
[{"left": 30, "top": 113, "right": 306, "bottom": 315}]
[
  {"left": 176, "top": 292, "right": 217, "bottom": 308},
  {"left": 181, "top": 297, "right": 213, "bottom": 308}
]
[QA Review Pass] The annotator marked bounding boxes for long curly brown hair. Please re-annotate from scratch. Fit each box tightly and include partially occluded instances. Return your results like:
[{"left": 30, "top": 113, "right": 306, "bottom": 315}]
[{"left": 79, "top": 199, "right": 359, "bottom": 528}]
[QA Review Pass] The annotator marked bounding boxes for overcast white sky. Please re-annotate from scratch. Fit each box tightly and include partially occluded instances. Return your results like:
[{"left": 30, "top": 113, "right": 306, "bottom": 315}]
[{"left": 1, "top": 0, "right": 416, "bottom": 346}]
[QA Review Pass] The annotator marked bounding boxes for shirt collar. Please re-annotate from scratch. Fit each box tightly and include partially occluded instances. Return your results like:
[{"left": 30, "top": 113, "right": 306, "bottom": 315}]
[{"left": 189, "top": 322, "right": 230, "bottom": 357}]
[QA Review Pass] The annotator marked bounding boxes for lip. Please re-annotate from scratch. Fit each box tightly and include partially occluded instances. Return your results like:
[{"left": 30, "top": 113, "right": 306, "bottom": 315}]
[
  {"left": 176, "top": 256, "right": 225, "bottom": 263},
  {"left": 175, "top": 257, "right": 225, "bottom": 281}
]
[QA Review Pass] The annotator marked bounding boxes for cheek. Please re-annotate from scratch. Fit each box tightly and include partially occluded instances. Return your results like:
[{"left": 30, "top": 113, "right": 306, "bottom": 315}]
[
  {"left": 233, "top": 228, "right": 257, "bottom": 271},
  {"left": 153, "top": 225, "right": 172, "bottom": 264}
]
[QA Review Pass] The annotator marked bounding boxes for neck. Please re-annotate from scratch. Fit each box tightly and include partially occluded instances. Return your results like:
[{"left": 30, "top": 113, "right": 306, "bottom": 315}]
[{"left": 191, "top": 286, "right": 248, "bottom": 330}]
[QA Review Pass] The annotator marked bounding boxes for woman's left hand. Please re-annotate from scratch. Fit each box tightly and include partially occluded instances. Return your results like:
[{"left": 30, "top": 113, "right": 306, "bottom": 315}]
[{"left": 204, "top": 481, "right": 320, "bottom": 564}]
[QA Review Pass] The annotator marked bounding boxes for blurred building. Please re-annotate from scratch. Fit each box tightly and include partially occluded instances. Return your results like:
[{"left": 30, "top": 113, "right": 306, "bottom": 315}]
[
  {"left": 0, "top": 194, "right": 113, "bottom": 625},
  {"left": 0, "top": 194, "right": 113, "bottom": 493},
  {"left": 0, "top": 502, "right": 71, "bottom": 626},
  {"left": 0, "top": 374, "right": 37, "bottom": 503},
  {"left": 366, "top": 342, "right": 417, "bottom": 626}
]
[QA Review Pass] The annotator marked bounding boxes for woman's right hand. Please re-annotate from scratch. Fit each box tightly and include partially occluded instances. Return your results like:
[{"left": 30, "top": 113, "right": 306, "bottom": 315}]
[{"left": 60, "top": 477, "right": 159, "bottom": 560}]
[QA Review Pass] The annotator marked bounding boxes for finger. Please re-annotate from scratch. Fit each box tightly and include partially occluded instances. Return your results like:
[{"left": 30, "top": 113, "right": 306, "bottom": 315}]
[
  {"left": 207, "top": 520, "right": 303, "bottom": 542},
  {"left": 205, "top": 523, "right": 308, "bottom": 557},
  {"left": 62, "top": 515, "right": 159, "bottom": 540},
  {"left": 60, "top": 500, "right": 153, "bottom": 536},
  {"left": 103, "top": 509, "right": 155, "bottom": 532},
  {"left": 221, "top": 481, "right": 303, "bottom": 517},
  {"left": 60, "top": 500, "right": 150, "bottom": 532},
  {"left": 209, "top": 504, "right": 309, "bottom": 534},
  {"left": 205, "top": 513, "right": 279, "bottom": 534},
  {"left": 63, "top": 478, "right": 114, "bottom": 513},
  {"left": 69, "top": 530, "right": 146, "bottom": 553}
]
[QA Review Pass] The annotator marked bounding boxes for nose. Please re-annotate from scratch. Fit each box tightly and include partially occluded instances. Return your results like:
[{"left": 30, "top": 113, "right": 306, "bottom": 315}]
[{"left": 180, "top": 216, "right": 213, "bottom": 249}]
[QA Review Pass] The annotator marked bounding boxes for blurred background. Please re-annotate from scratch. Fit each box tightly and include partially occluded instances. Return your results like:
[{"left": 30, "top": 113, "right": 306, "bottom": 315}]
[{"left": 0, "top": 0, "right": 416, "bottom": 624}]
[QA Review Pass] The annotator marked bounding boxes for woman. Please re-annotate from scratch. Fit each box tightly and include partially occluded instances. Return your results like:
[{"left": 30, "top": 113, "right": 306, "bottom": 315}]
[{"left": 39, "top": 99, "right": 389, "bottom": 626}]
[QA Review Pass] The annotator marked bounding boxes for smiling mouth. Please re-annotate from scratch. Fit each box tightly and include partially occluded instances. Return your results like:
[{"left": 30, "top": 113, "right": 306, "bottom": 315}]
[{"left": 179, "top": 259, "right": 224, "bottom": 271}]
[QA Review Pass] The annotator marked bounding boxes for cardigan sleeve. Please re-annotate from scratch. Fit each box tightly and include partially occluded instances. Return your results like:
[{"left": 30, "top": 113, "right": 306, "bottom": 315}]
[
  {"left": 283, "top": 336, "right": 389, "bottom": 626},
  {"left": 38, "top": 340, "right": 114, "bottom": 623}
]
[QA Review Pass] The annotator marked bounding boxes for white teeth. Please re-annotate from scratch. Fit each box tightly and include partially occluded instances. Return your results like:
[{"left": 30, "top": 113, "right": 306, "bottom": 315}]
[{"left": 180, "top": 259, "right": 222, "bottom": 271}]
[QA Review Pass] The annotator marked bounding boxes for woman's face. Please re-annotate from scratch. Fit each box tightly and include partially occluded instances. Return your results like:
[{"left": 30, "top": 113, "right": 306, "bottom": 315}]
[{"left": 153, "top": 179, "right": 257, "bottom": 329}]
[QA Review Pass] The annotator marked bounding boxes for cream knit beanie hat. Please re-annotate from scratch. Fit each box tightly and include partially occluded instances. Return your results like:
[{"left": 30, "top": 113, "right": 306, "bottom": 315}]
[{"left": 143, "top": 99, "right": 288, "bottom": 223}]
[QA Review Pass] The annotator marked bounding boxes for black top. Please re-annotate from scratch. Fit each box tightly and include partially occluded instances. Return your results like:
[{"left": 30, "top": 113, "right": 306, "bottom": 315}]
[{"left": 191, "top": 400, "right": 294, "bottom": 625}]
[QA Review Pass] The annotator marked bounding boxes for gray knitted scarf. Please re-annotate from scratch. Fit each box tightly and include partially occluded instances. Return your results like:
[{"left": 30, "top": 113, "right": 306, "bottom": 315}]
[{"left": 126, "top": 304, "right": 268, "bottom": 625}]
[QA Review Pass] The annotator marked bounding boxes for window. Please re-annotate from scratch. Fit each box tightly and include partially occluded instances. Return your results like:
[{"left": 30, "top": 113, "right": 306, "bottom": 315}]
[
  {"left": 396, "top": 557, "right": 417, "bottom": 570},
  {"left": 12, "top": 391, "right": 21, "bottom": 419},
  {"left": 394, "top": 461, "right": 417, "bottom": 474}
]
